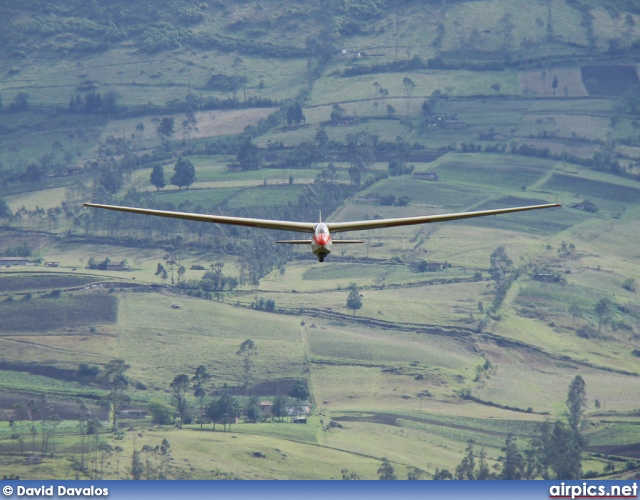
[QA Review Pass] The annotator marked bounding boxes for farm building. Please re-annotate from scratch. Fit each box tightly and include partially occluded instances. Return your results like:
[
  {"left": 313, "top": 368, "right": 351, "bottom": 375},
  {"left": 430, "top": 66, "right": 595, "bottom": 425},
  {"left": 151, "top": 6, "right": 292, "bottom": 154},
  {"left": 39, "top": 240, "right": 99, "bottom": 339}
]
[
  {"left": 105, "top": 261, "right": 129, "bottom": 272},
  {"left": 65, "top": 167, "right": 83, "bottom": 176},
  {"left": 258, "top": 401, "right": 273, "bottom": 416},
  {"left": 533, "top": 273, "right": 559, "bottom": 283},
  {"left": 410, "top": 261, "right": 443, "bottom": 272},
  {"left": 117, "top": 410, "right": 148, "bottom": 419},
  {"left": 413, "top": 172, "right": 439, "bottom": 181},
  {"left": 0, "top": 257, "right": 31, "bottom": 267},
  {"left": 45, "top": 262, "right": 59, "bottom": 268},
  {"left": 286, "top": 405, "right": 310, "bottom": 416},
  {"left": 444, "top": 120, "right": 466, "bottom": 129},
  {"left": 572, "top": 200, "right": 598, "bottom": 213},
  {"left": 356, "top": 193, "right": 380, "bottom": 203}
]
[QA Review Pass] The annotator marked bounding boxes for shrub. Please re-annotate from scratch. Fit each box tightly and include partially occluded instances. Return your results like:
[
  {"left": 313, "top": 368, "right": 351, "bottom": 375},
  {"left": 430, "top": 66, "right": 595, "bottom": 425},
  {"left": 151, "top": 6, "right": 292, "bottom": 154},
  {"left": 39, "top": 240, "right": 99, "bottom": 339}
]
[{"left": 148, "top": 400, "right": 175, "bottom": 425}]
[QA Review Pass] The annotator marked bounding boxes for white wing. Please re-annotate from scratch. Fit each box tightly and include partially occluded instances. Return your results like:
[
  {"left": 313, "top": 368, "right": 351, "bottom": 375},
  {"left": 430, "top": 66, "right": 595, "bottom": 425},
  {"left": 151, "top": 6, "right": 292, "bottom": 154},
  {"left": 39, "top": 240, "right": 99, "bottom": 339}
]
[
  {"left": 84, "top": 202, "right": 560, "bottom": 234},
  {"left": 326, "top": 203, "right": 561, "bottom": 233},
  {"left": 83, "top": 203, "right": 316, "bottom": 232}
]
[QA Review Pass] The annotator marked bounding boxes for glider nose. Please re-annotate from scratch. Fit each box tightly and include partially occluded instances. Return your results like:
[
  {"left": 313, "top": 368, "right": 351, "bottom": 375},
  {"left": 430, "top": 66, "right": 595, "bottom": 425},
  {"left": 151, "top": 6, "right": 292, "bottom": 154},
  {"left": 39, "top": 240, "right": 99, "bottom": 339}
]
[{"left": 315, "top": 234, "right": 330, "bottom": 246}]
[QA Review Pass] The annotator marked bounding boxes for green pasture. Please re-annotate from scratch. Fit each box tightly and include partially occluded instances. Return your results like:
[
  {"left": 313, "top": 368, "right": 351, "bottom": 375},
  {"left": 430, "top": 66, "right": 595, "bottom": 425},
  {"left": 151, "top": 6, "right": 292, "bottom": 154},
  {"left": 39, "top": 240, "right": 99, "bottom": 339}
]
[
  {"left": 0, "top": 371, "right": 104, "bottom": 398},
  {"left": 192, "top": 165, "right": 324, "bottom": 185},
  {"left": 233, "top": 419, "right": 322, "bottom": 445},
  {"left": 472, "top": 350, "right": 640, "bottom": 414},
  {"left": 0, "top": 273, "right": 100, "bottom": 294},
  {"left": 309, "top": 69, "right": 522, "bottom": 108},
  {"left": 362, "top": 176, "right": 493, "bottom": 210},
  {"left": 305, "top": 320, "right": 480, "bottom": 370},
  {"left": 225, "top": 185, "right": 306, "bottom": 209},
  {"left": 492, "top": 304, "right": 640, "bottom": 376},
  {"left": 153, "top": 187, "right": 241, "bottom": 208},
  {"left": 0, "top": 294, "right": 118, "bottom": 333},
  {"left": 0, "top": 111, "right": 104, "bottom": 170},
  {"left": 5, "top": 186, "right": 71, "bottom": 212},
  {"left": 463, "top": 196, "right": 584, "bottom": 235},
  {"left": 434, "top": 158, "right": 550, "bottom": 191},
  {"left": 442, "top": 0, "right": 587, "bottom": 53},
  {"left": 586, "top": 424, "right": 640, "bottom": 447},
  {"left": 114, "top": 292, "right": 306, "bottom": 390},
  {"left": 541, "top": 174, "right": 640, "bottom": 205}
]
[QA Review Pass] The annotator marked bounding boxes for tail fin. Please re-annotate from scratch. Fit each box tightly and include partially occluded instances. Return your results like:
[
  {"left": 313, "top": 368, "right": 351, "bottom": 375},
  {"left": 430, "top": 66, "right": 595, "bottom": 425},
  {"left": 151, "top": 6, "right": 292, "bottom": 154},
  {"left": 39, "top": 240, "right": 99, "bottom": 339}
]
[{"left": 319, "top": 210, "right": 322, "bottom": 223}]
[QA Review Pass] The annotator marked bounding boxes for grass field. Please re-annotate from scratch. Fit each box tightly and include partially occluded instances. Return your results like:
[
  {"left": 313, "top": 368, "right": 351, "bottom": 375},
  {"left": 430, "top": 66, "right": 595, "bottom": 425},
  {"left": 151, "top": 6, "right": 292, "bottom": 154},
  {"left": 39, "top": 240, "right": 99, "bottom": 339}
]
[{"left": 2, "top": 0, "right": 640, "bottom": 480}]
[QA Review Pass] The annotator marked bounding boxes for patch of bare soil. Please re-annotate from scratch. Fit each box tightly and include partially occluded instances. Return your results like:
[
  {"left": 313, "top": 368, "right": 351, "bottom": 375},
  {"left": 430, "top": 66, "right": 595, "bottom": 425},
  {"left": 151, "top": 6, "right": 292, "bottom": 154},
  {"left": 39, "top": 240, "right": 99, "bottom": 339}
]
[{"left": 192, "top": 108, "right": 276, "bottom": 139}]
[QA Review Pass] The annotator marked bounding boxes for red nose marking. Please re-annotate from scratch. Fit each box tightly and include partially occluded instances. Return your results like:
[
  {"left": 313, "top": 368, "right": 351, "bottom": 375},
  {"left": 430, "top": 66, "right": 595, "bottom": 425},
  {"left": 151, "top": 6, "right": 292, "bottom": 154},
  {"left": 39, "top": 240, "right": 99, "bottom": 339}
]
[{"left": 315, "top": 234, "right": 330, "bottom": 246}]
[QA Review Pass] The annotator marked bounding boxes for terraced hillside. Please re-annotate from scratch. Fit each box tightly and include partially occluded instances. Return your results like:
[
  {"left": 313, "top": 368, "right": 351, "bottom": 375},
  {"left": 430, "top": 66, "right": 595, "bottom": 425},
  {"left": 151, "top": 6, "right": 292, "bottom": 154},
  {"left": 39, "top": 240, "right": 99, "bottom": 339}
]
[{"left": 1, "top": 0, "right": 640, "bottom": 481}]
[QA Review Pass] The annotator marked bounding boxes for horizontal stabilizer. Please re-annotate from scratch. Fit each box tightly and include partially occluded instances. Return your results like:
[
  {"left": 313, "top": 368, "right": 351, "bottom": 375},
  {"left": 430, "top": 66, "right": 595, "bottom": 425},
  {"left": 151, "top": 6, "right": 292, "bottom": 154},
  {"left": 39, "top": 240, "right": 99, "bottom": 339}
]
[
  {"left": 277, "top": 240, "right": 312, "bottom": 244},
  {"left": 332, "top": 240, "right": 364, "bottom": 244}
]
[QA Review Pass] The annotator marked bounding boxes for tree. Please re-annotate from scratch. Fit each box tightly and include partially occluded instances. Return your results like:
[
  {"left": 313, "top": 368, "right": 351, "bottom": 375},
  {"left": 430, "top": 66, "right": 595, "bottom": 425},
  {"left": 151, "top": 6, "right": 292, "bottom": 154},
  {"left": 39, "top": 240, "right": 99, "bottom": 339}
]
[
  {"left": 500, "top": 434, "right": 523, "bottom": 479},
  {"left": 98, "top": 442, "right": 113, "bottom": 479},
  {"left": 433, "top": 469, "right": 453, "bottom": 479},
  {"left": 342, "top": 469, "right": 360, "bottom": 480},
  {"left": 236, "top": 137, "right": 261, "bottom": 171},
  {"left": 568, "top": 303, "right": 581, "bottom": 328},
  {"left": 208, "top": 394, "right": 239, "bottom": 431},
  {"left": 566, "top": 375, "right": 587, "bottom": 438},
  {"left": 155, "top": 263, "right": 168, "bottom": 284},
  {"left": 455, "top": 441, "right": 476, "bottom": 480},
  {"left": 330, "top": 103, "right": 346, "bottom": 123},
  {"left": 170, "top": 374, "right": 191, "bottom": 427},
  {"left": 286, "top": 102, "right": 305, "bottom": 125},
  {"left": 378, "top": 457, "right": 397, "bottom": 480},
  {"left": 245, "top": 396, "right": 262, "bottom": 423},
  {"left": 402, "top": 76, "right": 416, "bottom": 116},
  {"left": 157, "top": 117, "right": 175, "bottom": 147},
  {"left": 346, "top": 285, "right": 363, "bottom": 318},
  {"left": 102, "top": 359, "right": 130, "bottom": 430},
  {"left": 272, "top": 394, "right": 287, "bottom": 422},
  {"left": 9, "top": 92, "right": 29, "bottom": 112},
  {"left": 548, "top": 420, "right": 581, "bottom": 479},
  {"left": 386, "top": 104, "right": 396, "bottom": 117},
  {"left": 147, "top": 400, "right": 174, "bottom": 425},
  {"left": 131, "top": 450, "right": 144, "bottom": 480},
  {"left": 0, "top": 197, "right": 12, "bottom": 219},
  {"left": 289, "top": 379, "right": 309, "bottom": 402},
  {"left": 192, "top": 365, "right": 211, "bottom": 429},
  {"left": 150, "top": 165, "right": 166, "bottom": 191},
  {"left": 170, "top": 156, "right": 196, "bottom": 190},
  {"left": 237, "top": 339, "right": 258, "bottom": 396},
  {"left": 594, "top": 298, "right": 612, "bottom": 333}
]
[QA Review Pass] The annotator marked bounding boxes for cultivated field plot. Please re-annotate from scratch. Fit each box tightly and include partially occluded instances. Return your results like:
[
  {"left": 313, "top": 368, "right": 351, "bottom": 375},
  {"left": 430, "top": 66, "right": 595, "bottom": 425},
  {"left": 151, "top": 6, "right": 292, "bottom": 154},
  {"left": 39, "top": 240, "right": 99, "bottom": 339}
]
[
  {"left": 519, "top": 68, "right": 588, "bottom": 98},
  {"left": 225, "top": 185, "right": 306, "bottom": 209},
  {"left": 472, "top": 348, "right": 640, "bottom": 414},
  {"left": 464, "top": 196, "right": 583, "bottom": 235},
  {"left": 363, "top": 177, "right": 493, "bottom": 210},
  {"left": 153, "top": 187, "right": 241, "bottom": 207},
  {"left": 3, "top": 0, "right": 640, "bottom": 481},
  {"left": 541, "top": 174, "right": 640, "bottom": 205},
  {"left": 518, "top": 114, "right": 610, "bottom": 141},
  {"left": 433, "top": 158, "right": 551, "bottom": 191},
  {"left": 114, "top": 292, "right": 306, "bottom": 390},
  {"left": 0, "top": 294, "right": 118, "bottom": 333},
  {"left": 305, "top": 321, "right": 479, "bottom": 370},
  {"left": 0, "top": 273, "right": 99, "bottom": 293}
]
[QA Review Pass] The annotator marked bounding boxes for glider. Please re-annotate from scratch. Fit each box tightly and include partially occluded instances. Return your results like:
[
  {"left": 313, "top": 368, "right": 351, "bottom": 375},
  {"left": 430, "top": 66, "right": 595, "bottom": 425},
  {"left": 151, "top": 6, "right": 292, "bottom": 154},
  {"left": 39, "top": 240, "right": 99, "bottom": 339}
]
[{"left": 84, "top": 202, "right": 560, "bottom": 262}]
